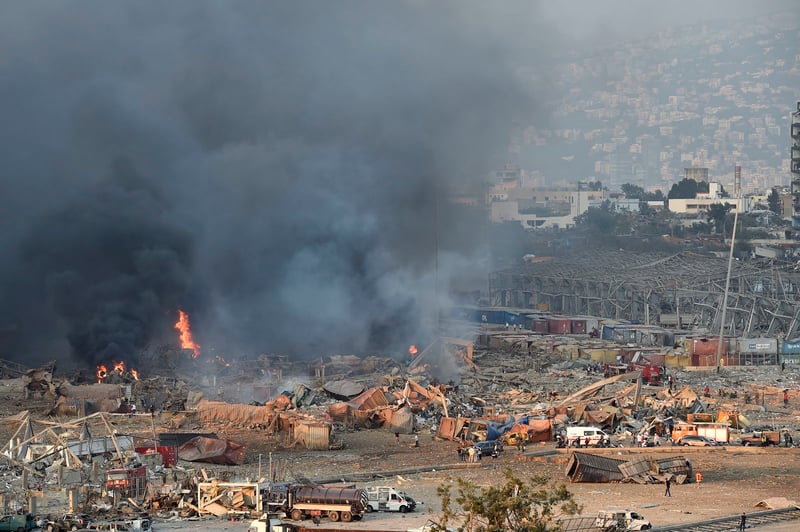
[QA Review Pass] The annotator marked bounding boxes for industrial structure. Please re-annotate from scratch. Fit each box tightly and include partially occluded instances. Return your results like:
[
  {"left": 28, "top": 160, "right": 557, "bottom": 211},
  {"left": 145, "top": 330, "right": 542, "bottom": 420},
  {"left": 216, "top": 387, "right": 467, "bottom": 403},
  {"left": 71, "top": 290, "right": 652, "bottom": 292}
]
[
  {"left": 792, "top": 101, "right": 800, "bottom": 229},
  {"left": 488, "top": 250, "right": 800, "bottom": 338}
]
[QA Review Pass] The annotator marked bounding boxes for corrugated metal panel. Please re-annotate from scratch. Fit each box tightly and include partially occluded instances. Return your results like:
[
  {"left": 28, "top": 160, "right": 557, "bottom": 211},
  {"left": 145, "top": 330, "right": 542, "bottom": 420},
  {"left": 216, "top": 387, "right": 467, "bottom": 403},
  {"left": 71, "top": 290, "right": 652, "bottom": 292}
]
[
  {"left": 294, "top": 422, "right": 331, "bottom": 450},
  {"left": 565, "top": 452, "right": 626, "bottom": 483}
]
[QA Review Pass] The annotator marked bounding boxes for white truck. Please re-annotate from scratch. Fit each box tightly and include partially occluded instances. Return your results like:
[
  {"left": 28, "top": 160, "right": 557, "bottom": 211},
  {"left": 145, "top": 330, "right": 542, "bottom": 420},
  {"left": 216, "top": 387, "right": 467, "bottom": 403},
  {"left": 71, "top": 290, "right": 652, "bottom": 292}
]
[
  {"left": 365, "top": 486, "right": 417, "bottom": 513},
  {"left": 594, "top": 509, "right": 652, "bottom": 531}
]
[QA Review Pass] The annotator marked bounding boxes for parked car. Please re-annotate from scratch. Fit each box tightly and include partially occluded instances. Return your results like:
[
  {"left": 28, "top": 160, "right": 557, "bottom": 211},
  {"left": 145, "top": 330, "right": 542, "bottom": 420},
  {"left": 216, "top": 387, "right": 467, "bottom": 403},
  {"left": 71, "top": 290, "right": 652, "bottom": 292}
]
[
  {"left": 676, "top": 435, "right": 718, "bottom": 447},
  {"left": 44, "top": 513, "right": 93, "bottom": 531},
  {"left": 473, "top": 440, "right": 503, "bottom": 456}
]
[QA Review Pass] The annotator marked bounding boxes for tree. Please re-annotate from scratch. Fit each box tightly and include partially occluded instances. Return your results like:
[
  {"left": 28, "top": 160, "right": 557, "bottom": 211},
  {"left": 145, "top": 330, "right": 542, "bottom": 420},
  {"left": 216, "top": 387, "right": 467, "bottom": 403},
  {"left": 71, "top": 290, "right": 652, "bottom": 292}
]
[
  {"left": 768, "top": 188, "right": 782, "bottom": 215},
  {"left": 706, "top": 203, "right": 733, "bottom": 234},
  {"left": 667, "top": 178, "right": 709, "bottom": 199},
  {"left": 621, "top": 183, "right": 645, "bottom": 199},
  {"left": 432, "top": 468, "right": 580, "bottom": 532},
  {"left": 574, "top": 202, "right": 618, "bottom": 236}
]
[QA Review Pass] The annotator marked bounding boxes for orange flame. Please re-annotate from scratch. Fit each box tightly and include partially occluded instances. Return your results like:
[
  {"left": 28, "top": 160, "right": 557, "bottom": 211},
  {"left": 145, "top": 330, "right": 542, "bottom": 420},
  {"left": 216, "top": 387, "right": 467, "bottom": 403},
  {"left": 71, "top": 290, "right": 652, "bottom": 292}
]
[
  {"left": 175, "top": 309, "right": 201, "bottom": 358},
  {"left": 409, "top": 345, "right": 418, "bottom": 356},
  {"left": 113, "top": 361, "right": 125, "bottom": 374},
  {"left": 130, "top": 368, "right": 140, "bottom": 380},
  {"left": 96, "top": 364, "right": 108, "bottom": 383}
]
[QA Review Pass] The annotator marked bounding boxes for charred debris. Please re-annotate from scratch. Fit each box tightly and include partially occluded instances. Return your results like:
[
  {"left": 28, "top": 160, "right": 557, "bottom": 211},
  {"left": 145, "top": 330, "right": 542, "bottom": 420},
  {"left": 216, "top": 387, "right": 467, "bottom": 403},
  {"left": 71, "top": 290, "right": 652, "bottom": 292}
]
[{"left": 1, "top": 319, "right": 799, "bottom": 521}]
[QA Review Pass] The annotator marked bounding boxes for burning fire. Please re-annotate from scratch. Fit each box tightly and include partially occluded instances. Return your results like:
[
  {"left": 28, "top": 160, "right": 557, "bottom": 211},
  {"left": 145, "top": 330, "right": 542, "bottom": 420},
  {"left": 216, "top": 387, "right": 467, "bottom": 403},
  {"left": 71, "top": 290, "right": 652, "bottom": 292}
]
[
  {"left": 175, "top": 309, "right": 201, "bottom": 358},
  {"left": 95, "top": 361, "right": 140, "bottom": 383},
  {"left": 215, "top": 355, "right": 231, "bottom": 367},
  {"left": 408, "top": 345, "right": 418, "bottom": 356}
]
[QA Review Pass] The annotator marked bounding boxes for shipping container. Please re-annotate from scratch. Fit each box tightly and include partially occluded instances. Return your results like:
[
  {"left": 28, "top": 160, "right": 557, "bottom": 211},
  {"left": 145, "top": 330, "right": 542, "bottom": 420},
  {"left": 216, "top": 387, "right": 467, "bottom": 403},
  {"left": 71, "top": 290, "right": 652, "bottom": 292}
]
[
  {"left": 532, "top": 319, "right": 549, "bottom": 334},
  {"left": 478, "top": 309, "right": 505, "bottom": 324},
  {"left": 779, "top": 353, "right": 800, "bottom": 364},
  {"left": 691, "top": 354, "right": 716, "bottom": 366},
  {"left": 689, "top": 338, "right": 727, "bottom": 356},
  {"left": 601, "top": 325, "right": 616, "bottom": 341},
  {"left": 547, "top": 318, "right": 571, "bottom": 334},
  {"left": 665, "top": 354, "right": 690, "bottom": 367},
  {"left": 737, "top": 338, "right": 778, "bottom": 355},
  {"left": 504, "top": 311, "right": 523, "bottom": 326},
  {"left": 569, "top": 319, "right": 587, "bottom": 334},
  {"left": 782, "top": 339, "right": 800, "bottom": 354}
]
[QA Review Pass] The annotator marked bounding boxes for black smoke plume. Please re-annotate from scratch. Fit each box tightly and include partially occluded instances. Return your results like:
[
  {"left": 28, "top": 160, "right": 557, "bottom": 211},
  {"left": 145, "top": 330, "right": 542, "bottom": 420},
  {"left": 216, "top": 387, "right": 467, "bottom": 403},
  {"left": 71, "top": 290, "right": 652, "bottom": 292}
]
[{"left": 0, "top": 1, "right": 555, "bottom": 367}]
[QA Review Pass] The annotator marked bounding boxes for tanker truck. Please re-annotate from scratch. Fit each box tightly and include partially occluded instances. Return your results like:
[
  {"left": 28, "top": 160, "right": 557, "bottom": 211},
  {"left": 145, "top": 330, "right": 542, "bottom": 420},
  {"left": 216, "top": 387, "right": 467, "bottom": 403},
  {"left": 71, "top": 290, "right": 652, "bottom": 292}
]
[{"left": 265, "top": 484, "right": 368, "bottom": 523}]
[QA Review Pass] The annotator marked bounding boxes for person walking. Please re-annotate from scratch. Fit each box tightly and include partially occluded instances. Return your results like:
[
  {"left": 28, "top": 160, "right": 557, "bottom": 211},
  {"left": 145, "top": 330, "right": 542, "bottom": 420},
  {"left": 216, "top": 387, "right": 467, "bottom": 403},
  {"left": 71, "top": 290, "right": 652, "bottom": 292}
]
[
  {"left": 414, "top": 434, "right": 419, "bottom": 448},
  {"left": 695, "top": 471, "right": 703, "bottom": 488},
  {"left": 395, "top": 432, "right": 400, "bottom": 446},
  {"left": 664, "top": 477, "right": 672, "bottom": 497},
  {"left": 739, "top": 512, "right": 746, "bottom": 531}
]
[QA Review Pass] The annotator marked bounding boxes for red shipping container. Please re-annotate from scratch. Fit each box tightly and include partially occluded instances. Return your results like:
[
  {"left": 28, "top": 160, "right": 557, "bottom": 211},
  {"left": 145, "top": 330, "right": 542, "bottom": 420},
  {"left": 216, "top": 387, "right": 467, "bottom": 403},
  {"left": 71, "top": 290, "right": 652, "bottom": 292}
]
[
  {"left": 570, "top": 319, "right": 587, "bottom": 334},
  {"left": 533, "top": 320, "right": 549, "bottom": 334},
  {"left": 547, "top": 318, "right": 571, "bottom": 334},
  {"left": 690, "top": 338, "right": 726, "bottom": 356}
]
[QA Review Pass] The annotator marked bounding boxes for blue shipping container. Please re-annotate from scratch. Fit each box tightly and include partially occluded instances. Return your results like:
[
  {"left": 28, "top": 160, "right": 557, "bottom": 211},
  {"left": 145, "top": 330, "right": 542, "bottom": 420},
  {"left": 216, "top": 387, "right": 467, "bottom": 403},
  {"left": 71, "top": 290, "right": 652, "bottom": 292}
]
[{"left": 782, "top": 339, "right": 800, "bottom": 354}]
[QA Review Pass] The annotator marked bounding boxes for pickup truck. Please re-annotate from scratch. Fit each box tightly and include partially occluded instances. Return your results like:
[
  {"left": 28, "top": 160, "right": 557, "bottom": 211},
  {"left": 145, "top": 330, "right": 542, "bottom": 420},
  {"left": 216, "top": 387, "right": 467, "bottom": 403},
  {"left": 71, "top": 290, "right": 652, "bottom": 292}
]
[
  {"left": 0, "top": 514, "right": 36, "bottom": 531},
  {"left": 740, "top": 431, "right": 781, "bottom": 446}
]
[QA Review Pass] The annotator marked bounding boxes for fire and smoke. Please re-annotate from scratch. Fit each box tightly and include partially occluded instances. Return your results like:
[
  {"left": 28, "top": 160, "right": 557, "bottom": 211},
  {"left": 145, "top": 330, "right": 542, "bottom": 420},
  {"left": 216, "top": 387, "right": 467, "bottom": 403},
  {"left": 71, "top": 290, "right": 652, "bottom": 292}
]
[
  {"left": 0, "top": 2, "right": 563, "bottom": 368},
  {"left": 96, "top": 360, "right": 139, "bottom": 383},
  {"left": 174, "top": 309, "right": 201, "bottom": 358}
]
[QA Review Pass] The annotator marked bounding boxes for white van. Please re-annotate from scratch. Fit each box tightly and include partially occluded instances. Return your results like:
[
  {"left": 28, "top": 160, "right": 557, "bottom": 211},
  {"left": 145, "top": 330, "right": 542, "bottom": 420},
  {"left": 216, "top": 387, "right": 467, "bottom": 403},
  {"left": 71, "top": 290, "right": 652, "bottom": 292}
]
[
  {"left": 365, "top": 486, "right": 417, "bottom": 513},
  {"left": 566, "top": 426, "right": 609, "bottom": 447},
  {"left": 594, "top": 509, "right": 651, "bottom": 530}
]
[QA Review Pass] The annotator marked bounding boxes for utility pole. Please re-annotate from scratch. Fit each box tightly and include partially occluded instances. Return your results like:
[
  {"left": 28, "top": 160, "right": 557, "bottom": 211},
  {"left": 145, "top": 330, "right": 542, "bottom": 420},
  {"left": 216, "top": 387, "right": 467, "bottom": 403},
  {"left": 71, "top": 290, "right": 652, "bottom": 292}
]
[{"left": 716, "top": 195, "right": 741, "bottom": 372}]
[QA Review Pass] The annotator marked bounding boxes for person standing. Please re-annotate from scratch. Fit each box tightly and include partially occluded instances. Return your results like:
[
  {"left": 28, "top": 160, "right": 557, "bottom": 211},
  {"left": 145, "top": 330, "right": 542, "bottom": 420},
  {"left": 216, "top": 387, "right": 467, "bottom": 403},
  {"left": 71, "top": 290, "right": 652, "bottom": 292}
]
[
  {"left": 414, "top": 434, "right": 419, "bottom": 447},
  {"left": 395, "top": 432, "right": 400, "bottom": 446},
  {"left": 739, "top": 512, "right": 746, "bottom": 530},
  {"left": 784, "top": 390, "right": 789, "bottom": 407},
  {"left": 695, "top": 471, "right": 703, "bottom": 488},
  {"left": 664, "top": 477, "right": 671, "bottom": 497}
]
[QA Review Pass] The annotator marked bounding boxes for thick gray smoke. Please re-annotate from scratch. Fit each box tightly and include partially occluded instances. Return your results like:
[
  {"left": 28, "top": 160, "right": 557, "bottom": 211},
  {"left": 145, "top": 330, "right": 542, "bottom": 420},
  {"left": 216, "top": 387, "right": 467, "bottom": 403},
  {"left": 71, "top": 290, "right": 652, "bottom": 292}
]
[{"left": 0, "top": 1, "right": 556, "bottom": 367}]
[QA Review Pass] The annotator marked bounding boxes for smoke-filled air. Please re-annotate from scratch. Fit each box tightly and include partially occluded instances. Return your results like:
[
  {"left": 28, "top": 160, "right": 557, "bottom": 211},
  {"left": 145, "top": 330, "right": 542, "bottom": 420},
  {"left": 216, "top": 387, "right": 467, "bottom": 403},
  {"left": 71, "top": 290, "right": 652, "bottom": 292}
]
[
  {"left": 0, "top": 1, "right": 553, "bottom": 368},
  {"left": 2, "top": 1, "right": 790, "bottom": 368}
]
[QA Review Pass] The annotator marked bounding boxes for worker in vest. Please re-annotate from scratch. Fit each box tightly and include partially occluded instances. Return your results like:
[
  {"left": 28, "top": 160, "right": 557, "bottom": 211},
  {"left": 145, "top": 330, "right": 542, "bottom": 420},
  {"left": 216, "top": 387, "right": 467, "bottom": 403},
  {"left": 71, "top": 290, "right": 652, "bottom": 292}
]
[{"left": 695, "top": 471, "right": 703, "bottom": 487}]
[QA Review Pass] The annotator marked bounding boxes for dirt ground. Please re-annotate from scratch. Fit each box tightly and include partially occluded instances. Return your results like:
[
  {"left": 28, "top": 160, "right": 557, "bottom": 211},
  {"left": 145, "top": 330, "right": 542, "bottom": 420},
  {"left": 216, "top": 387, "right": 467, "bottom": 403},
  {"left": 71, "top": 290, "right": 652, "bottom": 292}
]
[{"left": 3, "top": 363, "right": 800, "bottom": 531}]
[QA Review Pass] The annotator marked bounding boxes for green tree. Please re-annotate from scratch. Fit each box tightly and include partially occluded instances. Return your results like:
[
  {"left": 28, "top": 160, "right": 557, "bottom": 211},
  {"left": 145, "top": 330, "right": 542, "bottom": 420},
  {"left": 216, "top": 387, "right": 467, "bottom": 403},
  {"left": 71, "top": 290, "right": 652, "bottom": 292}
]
[
  {"left": 621, "top": 183, "right": 645, "bottom": 199},
  {"left": 768, "top": 188, "right": 782, "bottom": 215},
  {"left": 667, "top": 178, "right": 709, "bottom": 199},
  {"left": 433, "top": 468, "right": 579, "bottom": 532},
  {"left": 706, "top": 203, "right": 733, "bottom": 234},
  {"left": 574, "top": 202, "right": 618, "bottom": 235}
]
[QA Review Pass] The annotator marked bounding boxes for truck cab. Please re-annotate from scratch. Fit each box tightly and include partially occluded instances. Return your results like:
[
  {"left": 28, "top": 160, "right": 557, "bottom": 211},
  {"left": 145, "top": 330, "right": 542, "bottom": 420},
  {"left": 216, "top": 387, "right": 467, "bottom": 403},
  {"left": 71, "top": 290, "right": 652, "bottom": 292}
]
[
  {"left": 366, "top": 486, "right": 416, "bottom": 513},
  {"left": 594, "top": 510, "right": 652, "bottom": 531}
]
